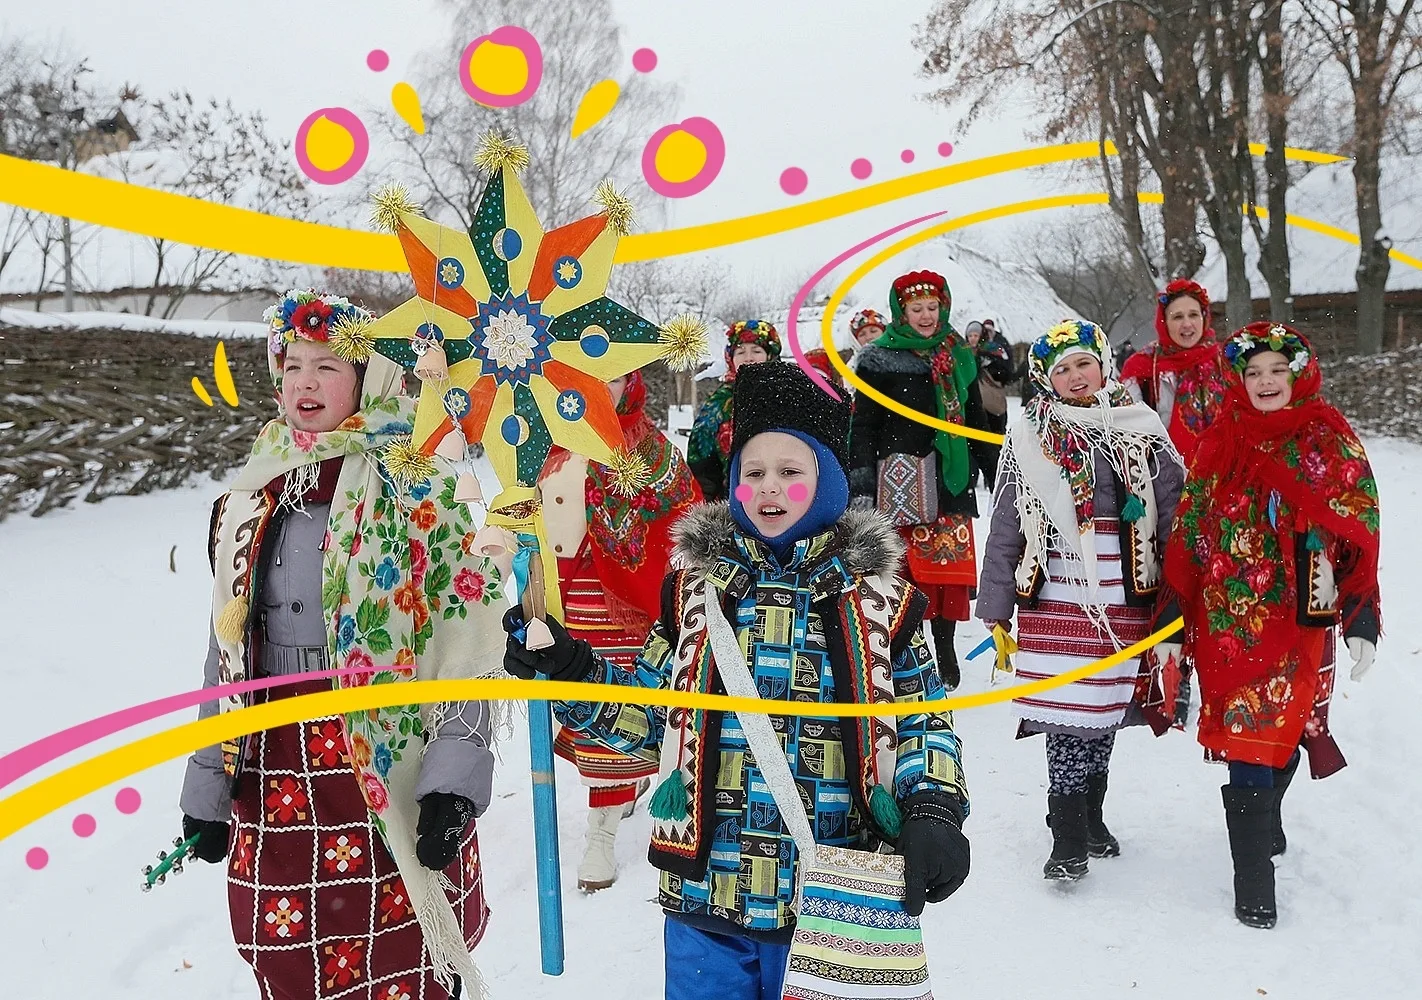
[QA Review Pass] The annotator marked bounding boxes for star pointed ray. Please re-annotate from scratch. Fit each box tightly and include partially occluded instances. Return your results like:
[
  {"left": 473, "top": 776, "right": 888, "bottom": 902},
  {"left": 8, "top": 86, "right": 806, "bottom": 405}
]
[
  {"left": 367, "top": 297, "right": 480, "bottom": 369},
  {"left": 395, "top": 214, "right": 491, "bottom": 313},
  {"left": 526, "top": 216, "right": 617, "bottom": 317},
  {"left": 547, "top": 339, "right": 668, "bottom": 382},
  {"left": 533, "top": 361, "right": 625, "bottom": 464},
  {"left": 468, "top": 165, "right": 544, "bottom": 299}
]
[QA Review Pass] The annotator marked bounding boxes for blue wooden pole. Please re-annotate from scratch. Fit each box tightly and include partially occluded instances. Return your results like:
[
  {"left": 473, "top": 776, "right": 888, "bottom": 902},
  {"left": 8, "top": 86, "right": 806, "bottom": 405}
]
[
  {"left": 512, "top": 521, "right": 566, "bottom": 977},
  {"left": 527, "top": 696, "right": 565, "bottom": 976}
]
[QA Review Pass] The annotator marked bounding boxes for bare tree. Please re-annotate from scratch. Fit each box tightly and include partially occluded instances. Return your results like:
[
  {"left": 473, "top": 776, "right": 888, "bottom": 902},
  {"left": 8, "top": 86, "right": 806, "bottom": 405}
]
[
  {"left": 366, "top": 0, "right": 678, "bottom": 231},
  {"left": 915, "top": 1, "right": 1306, "bottom": 331},
  {"left": 97, "top": 92, "right": 310, "bottom": 317},
  {"left": 1032, "top": 213, "right": 1155, "bottom": 341},
  {"left": 0, "top": 39, "right": 106, "bottom": 309},
  {"left": 1301, "top": 0, "right": 1422, "bottom": 353}
]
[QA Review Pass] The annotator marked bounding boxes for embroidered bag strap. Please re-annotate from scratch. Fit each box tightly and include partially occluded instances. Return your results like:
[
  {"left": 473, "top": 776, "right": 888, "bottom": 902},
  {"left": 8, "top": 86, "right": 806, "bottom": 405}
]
[{"left": 701, "top": 580, "right": 817, "bottom": 869}]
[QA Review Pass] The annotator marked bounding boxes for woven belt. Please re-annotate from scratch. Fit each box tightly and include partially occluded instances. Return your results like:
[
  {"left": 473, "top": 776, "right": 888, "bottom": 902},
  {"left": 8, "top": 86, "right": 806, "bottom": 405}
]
[{"left": 258, "top": 643, "right": 329, "bottom": 677}]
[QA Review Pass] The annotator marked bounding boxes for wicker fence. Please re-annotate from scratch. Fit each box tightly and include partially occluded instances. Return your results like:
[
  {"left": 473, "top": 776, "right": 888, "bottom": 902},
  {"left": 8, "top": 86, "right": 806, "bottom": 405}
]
[
  {"left": 3, "top": 325, "right": 1417, "bottom": 522},
  {"left": 0, "top": 328, "right": 272, "bottom": 520}
]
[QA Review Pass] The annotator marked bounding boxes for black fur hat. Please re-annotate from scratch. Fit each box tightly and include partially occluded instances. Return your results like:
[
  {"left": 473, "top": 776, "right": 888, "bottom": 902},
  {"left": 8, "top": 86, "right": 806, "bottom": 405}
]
[{"left": 730, "top": 360, "right": 851, "bottom": 468}]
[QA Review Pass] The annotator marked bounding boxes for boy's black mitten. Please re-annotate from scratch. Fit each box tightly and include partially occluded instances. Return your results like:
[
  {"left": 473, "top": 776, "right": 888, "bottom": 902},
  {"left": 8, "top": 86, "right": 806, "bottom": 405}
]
[{"left": 898, "top": 790, "right": 970, "bottom": 916}]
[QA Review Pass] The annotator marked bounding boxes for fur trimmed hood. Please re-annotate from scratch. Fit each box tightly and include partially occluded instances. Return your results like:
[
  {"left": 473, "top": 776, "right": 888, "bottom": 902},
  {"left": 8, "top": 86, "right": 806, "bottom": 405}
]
[{"left": 671, "top": 502, "right": 904, "bottom": 580}]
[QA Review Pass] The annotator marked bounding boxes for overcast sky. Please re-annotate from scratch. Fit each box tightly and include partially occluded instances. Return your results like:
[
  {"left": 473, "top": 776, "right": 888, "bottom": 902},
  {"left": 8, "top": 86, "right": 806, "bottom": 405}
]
[{"left": 2, "top": 0, "right": 1104, "bottom": 304}]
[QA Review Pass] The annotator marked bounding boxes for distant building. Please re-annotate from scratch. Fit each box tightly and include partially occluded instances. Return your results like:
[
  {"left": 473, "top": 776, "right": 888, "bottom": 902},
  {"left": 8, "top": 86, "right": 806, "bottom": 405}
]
[
  {"left": 74, "top": 109, "right": 139, "bottom": 164},
  {"left": 1196, "top": 156, "right": 1422, "bottom": 354}
]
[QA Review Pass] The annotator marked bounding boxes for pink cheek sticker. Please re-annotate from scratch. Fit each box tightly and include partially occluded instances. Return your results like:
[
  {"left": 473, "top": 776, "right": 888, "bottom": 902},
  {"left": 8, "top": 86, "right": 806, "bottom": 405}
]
[
  {"left": 786, "top": 483, "right": 809, "bottom": 503},
  {"left": 734, "top": 484, "right": 754, "bottom": 503}
]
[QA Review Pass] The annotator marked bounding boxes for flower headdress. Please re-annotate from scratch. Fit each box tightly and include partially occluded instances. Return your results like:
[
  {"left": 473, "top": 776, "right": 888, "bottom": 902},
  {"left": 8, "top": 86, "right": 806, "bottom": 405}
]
[
  {"left": 1028, "top": 319, "right": 1112, "bottom": 393},
  {"left": 262, "top": 288, "right": 373, "bottom": 361},
  {"left": 850, "top": 308, "right": 887, "bottom": 334},
  {"left": 1222, "top": 322, "right": 1313, "bottom": 377},
  {"left": 723, "top": 319, "right": 782, "bottom": 373}
]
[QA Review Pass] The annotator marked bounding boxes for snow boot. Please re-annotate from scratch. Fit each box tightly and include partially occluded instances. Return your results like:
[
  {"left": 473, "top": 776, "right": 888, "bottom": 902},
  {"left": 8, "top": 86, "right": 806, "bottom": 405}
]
[
  {"left": 930, "top": 618, "right": 961, "bottom": 691},
  {"left": 1043, "top": 793, "right": 1090, "bottom": 880},
  {"left": 1222, "top": 785, "right": 1279, "bottom": 929},
  {"left": 1085, "top": 774, "right": 1121, "bottom": 858},
  {"left": 577, "top": 805, "right": 623, "bottom": 892},
  {"left": 1270, "top": 752, "right": 1301, "bottom": 857}
]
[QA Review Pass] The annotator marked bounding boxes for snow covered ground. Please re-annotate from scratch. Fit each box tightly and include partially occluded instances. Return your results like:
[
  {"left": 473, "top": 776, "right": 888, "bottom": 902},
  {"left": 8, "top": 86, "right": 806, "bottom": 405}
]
[
  {"left": 1, "top": 436, "right": 1419, "bottom": 999},
  {"left": 0, "top": 306, "right": 269, "bottom": 339}
]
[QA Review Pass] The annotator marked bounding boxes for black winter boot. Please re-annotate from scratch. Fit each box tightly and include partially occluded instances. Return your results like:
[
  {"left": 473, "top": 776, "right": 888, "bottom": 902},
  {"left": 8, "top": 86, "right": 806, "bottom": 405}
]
[
  {"left": 930, "top": 619, "right": 960, "bottom": 691},
  {"left": 1222, "top": 785, "right": 1279, "bottom": 929},
  {"left": 1270, "top": 752, "right": 1301, "bottom": 857},
  {"left": 1043, "top": 793, "right": 1090, "bottom": 880},
  {"left": 1084, "top": 774, "right": 1121, "bottom": 858}
]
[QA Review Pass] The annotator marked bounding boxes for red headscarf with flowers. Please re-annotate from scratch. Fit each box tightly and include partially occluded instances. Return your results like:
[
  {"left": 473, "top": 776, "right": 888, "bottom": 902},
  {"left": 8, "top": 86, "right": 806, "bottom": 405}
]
[
  {"left": 1165, "top": 322, "right": 1381, "bottom": 694},
  {"left": 1121, "top": 278, "right": 1230, "bottom": 458}
]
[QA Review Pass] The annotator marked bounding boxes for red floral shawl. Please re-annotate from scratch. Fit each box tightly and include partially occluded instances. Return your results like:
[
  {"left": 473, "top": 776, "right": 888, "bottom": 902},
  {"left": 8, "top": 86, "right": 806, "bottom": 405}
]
[
  {"left": 1164, "top": 345, "right": 1381, "bottom": 694},
  {"left": 584, "top": 371, "right": 702, "bottom": 629}
]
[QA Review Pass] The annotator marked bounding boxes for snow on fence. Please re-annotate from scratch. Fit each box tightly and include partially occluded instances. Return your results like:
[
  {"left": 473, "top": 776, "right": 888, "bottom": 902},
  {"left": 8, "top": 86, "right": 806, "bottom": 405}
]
[{"left": 0, "top": 327, "right": 271, "bottom": 520}]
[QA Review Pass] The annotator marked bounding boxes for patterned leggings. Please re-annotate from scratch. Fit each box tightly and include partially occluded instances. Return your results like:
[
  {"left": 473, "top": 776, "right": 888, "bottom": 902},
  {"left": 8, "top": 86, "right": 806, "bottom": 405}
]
[{"left": 1045, "top": 732, "right": 1117, "bottom": 795}]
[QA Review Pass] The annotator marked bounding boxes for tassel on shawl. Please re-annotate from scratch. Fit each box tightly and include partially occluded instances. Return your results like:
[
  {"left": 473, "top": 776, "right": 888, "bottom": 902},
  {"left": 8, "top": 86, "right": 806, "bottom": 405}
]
[
  {"left": 215, "top": 595, "right": 248, "bottom": 645},
  {"left": 649, "top": 771, "right": 689, "bottom": 821},
  {"left": 869, "top": 785, "right": 903, "bottom": 840}
]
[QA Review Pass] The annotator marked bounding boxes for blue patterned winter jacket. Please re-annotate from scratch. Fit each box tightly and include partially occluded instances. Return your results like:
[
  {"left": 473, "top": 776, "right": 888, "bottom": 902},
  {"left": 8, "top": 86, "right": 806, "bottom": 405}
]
[{"left": 554, "top": 504, "right": 969, "bottom": 937}]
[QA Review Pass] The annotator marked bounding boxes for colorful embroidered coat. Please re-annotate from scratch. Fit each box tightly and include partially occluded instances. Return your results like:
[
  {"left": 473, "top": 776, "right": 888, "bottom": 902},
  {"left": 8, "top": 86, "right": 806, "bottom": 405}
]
[{"left": 553, "top": 504, "right": 969, "bottom": 936}]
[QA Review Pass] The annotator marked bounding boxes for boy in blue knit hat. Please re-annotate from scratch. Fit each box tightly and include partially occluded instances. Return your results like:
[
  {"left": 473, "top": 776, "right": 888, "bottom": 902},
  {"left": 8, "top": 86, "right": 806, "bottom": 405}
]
[{"left": 505, "top": 361, "right": 971, "bottom": 999}]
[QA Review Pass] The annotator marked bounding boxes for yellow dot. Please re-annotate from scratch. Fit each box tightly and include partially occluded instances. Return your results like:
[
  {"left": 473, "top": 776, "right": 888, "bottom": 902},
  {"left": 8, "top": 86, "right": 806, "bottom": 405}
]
[
  {"left": 654, "top": 130, "right": 708, "bottom": 184},
  {"left": 469, "top": 41, "right": 530, "bottom": 97},
  {"left": 306, "top": 117, "right": 355, "bottom": 172}
]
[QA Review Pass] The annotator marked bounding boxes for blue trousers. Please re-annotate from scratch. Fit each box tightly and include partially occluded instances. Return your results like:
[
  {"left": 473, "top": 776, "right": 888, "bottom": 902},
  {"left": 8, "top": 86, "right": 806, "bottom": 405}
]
[{"left": 663, "top": 918, "right": 791, "bottom": 1000}]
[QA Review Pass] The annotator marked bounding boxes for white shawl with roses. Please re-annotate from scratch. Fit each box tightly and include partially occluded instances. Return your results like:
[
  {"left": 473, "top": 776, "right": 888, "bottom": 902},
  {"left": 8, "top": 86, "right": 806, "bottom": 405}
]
[{"left": 210, "top": 354, "right": 511, "bottom": 996}]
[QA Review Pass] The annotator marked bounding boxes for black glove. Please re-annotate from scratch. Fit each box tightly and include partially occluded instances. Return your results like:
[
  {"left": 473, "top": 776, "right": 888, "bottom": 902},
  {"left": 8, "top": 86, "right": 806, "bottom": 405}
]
[
  {"left": 501, "top": 606, "right": 594, "bottom": 682},
  {"left": 897, "top": 791, "right": 970, "bottom": 916},
  {"left": 182, "top": 814, "right": 231, "bottom": 864},
  {"left": 415, "top": 792, "right": 475, "bottom": 871}
]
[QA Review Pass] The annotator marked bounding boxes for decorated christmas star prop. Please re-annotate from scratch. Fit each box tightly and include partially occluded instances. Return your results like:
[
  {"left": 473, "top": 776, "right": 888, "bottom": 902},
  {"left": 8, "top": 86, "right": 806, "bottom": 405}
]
[
  {"left": 364, "top": 133, "right": 701, "bottom": 492},
  {"left": 363, "top": 133, "right": 705, "bottom": 979}
]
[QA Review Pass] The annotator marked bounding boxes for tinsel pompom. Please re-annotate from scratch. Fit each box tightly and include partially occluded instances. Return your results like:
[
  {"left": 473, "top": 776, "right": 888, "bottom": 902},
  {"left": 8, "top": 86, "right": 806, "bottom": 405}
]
[
  {"left": 328, "top": 314, "right": 376, "bottom": 365},
  {"left": 604, "top": 447, "right": 650, "bottom": 498},
  {"left": 370, "top": 183, "right": 423, "bottom": 234},
  {"left": 658, "top": 314, "right": 709, "bottom": 372},
  {"left": 473, "top": 130, "right": 531, "bottom": 174},
  {"left": 593, "top": 179, "right": 635, "bottom": 236},
  {"left": 383, "top": 436, "right": 439, "bottom": 490}
]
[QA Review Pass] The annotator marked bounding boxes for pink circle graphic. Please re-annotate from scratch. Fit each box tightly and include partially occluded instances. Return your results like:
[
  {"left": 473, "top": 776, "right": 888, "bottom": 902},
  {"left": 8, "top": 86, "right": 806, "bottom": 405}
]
[
  {"left": 851, "top": 158, "right": 873, "bottom": 180},
  {"left": 641, "top": 117, "right": 726, "bottom": 198},
  {"left": 293, "top": 108, "right": 369, "bottom": 186},
  {"left": 72, "top": 814, "right": 96, "bottom": 838},
  {"left": 460, "top": 26, "right": 544, "bottom": 108},
  {"left": 786, "top": 483, "right": 809, "bottom": 503},
  {"left": 938, "top": 141, "right": 954, "bottom": 157},
  {"left": 901, "top": 149, "right": 915, "bottom": 164},
  {"left": 366, "top": 50, "right": 389, "bottom": 72},
  {"left": 734, "top": 484, "right": 754, "bottom": 503},
  {"left": 26, "top": 847, "right": 48, "bottom": 870},
  {"left": 115, "top": 787, "right": 142, "bottom": 815},
  {"left": 632, "top": 48, "right": 658, "bottom": 73},
  {"left": 780, "top": 167, "right": 808, "bottom": 196}
]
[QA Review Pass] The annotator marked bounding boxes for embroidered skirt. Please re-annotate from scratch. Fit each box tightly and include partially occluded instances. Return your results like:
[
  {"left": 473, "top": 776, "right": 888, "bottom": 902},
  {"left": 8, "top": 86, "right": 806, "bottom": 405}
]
[
  {"left": 227, "top": 680, "right": 487, "bottom": 1000},
  {"left": 1012, "top": 523, "right": 1150, "bottom": 734},
  {"left": 900, "top": 515, "right": 976, "bottom": 621},
  {"left": 1197, "top": 627, "right": 1346, "bottom": 774},
  {"left": 553, "top": 554, "right": 660, "bottom": 789}
]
